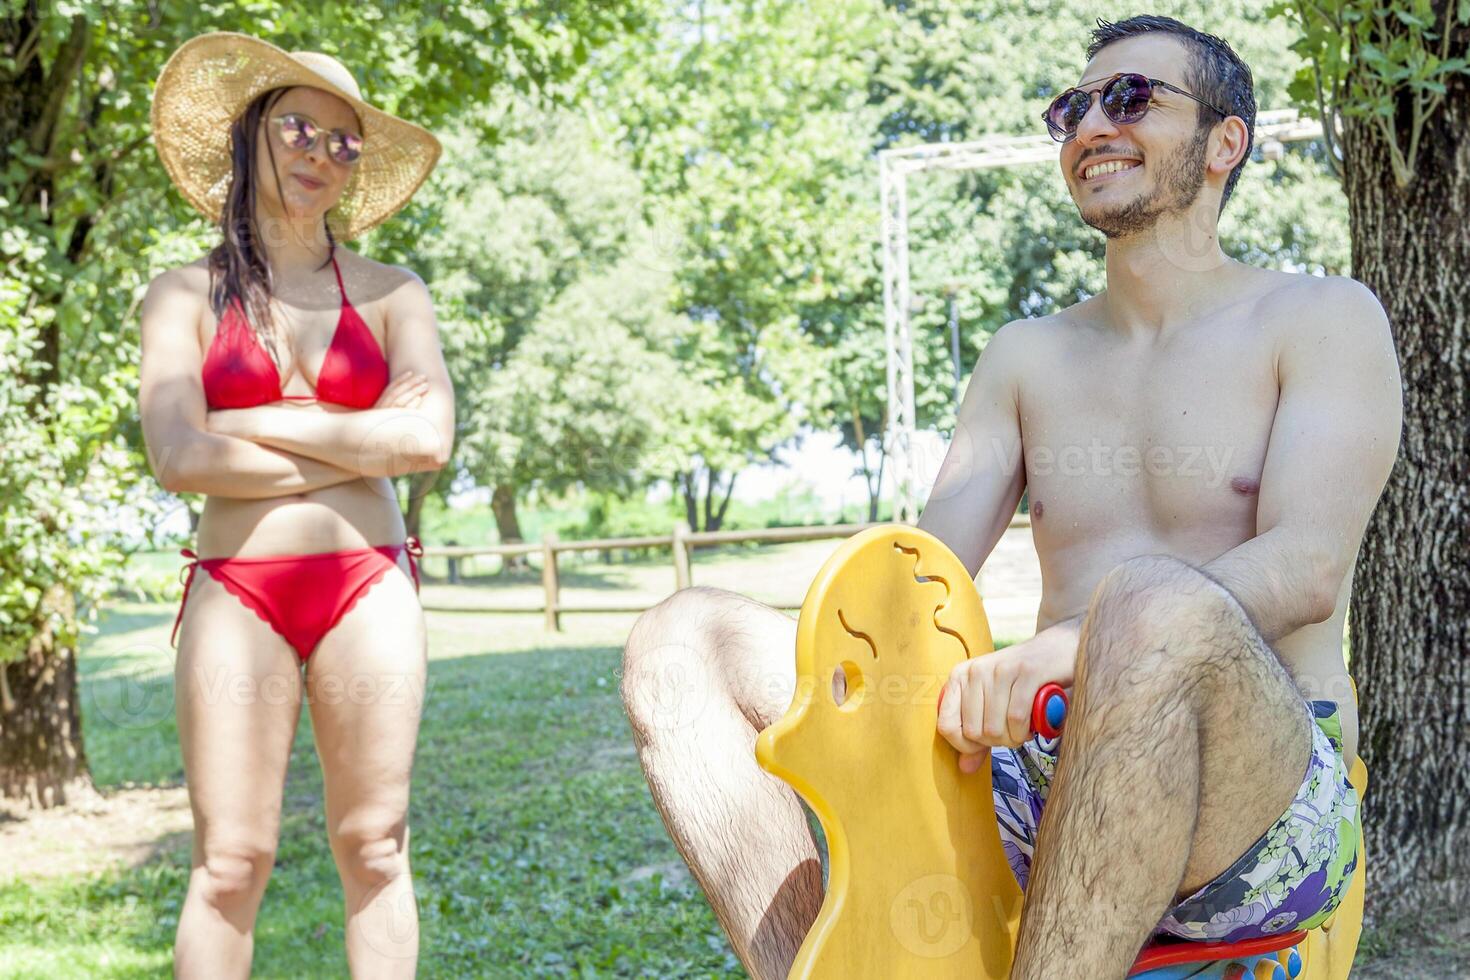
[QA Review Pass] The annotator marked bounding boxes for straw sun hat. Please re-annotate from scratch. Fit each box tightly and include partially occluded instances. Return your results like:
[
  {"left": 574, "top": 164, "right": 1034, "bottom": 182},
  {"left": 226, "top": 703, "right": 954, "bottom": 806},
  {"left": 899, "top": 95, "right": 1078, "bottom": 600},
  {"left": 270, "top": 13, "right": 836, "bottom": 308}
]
[{"left": 152, "top": 32, "right": 442, "bottom": 240}]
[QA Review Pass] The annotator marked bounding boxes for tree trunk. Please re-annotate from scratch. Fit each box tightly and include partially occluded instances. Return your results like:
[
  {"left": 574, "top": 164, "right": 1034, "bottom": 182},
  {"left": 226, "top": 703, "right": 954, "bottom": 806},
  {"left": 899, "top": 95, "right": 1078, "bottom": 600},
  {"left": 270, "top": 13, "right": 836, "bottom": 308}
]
[
  {"left": 0, "top": 9, "right": 96, "bottom": 809},
  {"left": 491, "top": 482, "right": 529, "bottom": 573},
  {"left": 702, "top": 467, "right": 721, "bottom": 531},
  {"left": 681, "top": 466, "right": 736, "bottom": 532},
  {"left": 855, "top": 401, "right": 887, "bottom": 523},
  {"left": 0, "top": 586, "right": 94, "bottom": 807},
  {"left": 679, "top": 470, "right": 700, "bottom": 531},
  {"left": 710, "top": 469, "right": 736, "bottom": 531},
  {"left": 1342, "top": 30, "right": 1470, "bottom": 926}
]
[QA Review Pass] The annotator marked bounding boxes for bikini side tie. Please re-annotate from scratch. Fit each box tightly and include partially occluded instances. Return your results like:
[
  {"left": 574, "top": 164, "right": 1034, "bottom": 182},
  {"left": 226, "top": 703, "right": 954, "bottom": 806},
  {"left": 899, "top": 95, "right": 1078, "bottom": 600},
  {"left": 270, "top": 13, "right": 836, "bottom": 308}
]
[
  {"left": 404, "top": 536, "right": 424, "bottom": 592},
  {"left": 172, "top": 548, "right": 200, "bottom": 648}
]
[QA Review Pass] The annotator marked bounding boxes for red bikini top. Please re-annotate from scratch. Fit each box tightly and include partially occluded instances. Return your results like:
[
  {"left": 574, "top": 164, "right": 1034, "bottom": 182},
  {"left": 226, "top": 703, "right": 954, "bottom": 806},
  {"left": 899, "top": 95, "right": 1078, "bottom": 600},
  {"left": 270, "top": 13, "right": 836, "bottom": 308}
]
[{"left": 202, "top": 256, "right": 389, "bottom": 410}]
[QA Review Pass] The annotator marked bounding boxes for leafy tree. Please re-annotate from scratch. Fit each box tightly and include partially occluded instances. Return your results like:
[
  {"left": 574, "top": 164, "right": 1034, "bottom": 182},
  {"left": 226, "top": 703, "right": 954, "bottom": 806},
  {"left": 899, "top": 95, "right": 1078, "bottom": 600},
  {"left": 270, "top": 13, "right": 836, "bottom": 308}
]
[
  {"left": 607, "top": 0, "right": 877, "bottom": 529},
  {"left": 467, "top": 252, "right": 694, "bottom": 546},
  {"left": 413, "top": 105, "right": 689, "bottom": 549}
]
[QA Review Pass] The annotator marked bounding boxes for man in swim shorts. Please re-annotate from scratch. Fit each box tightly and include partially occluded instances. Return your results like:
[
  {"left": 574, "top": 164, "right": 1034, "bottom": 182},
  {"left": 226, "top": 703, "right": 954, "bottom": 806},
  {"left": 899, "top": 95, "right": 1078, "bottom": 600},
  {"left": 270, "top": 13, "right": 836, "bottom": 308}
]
[
  {"left": 991, "top": 699, "right": 1361, "bottom": 945},
  {"left": 620, "top": 15, "right": 1399, "bottom": 978}
]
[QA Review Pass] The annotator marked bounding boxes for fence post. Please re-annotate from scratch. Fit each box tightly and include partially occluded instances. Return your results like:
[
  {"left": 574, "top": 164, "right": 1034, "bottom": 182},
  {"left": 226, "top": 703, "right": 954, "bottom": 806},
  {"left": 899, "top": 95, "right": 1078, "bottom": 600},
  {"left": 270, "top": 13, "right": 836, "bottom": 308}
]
[
  {"left": 672, "top": 520, "right": 692, "bottom": 590},
  {"left": 446, "top": 538, "right": 460, "bottom": 585},
  {"left": 542, "top": 531, "right": 561, "bottom": 632}
]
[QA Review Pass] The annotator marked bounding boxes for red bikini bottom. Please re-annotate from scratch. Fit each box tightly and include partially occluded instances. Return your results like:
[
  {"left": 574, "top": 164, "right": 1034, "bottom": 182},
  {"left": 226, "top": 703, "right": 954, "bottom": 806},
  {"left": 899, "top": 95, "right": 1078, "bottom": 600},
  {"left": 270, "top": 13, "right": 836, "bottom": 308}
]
[{"left": 172, "top": 537, "right": 424, "bottom": 662}]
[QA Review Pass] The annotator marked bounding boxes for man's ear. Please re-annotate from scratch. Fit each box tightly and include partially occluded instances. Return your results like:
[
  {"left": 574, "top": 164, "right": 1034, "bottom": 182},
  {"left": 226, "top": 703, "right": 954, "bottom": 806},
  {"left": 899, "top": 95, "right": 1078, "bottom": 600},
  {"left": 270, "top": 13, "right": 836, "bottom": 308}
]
[{"left": 1212, "top": 115, "right": 1251, "bottom": 174}]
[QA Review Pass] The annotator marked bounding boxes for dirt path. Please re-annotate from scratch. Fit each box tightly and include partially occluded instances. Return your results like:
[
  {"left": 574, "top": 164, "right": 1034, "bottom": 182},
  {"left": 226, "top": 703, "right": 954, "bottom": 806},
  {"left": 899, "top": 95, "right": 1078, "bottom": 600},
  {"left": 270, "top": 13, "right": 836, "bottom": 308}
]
[{"left": 0, "top": 784, "right": 192, "bottom": 884}]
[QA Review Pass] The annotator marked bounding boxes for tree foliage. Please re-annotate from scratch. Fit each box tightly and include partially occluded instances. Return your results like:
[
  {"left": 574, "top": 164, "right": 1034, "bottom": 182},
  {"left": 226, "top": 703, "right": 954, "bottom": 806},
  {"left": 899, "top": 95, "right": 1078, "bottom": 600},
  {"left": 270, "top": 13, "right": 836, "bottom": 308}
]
[{"left": 1271, "top": 0, "right": 1470, "bottom": 185}]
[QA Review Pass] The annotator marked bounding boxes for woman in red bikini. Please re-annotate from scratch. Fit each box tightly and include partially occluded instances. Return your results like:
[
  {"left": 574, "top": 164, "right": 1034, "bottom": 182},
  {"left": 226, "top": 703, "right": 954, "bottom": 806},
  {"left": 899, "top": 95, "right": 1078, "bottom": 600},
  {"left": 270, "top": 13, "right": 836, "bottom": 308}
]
[{"left": 138, "top": 34, "right": 449, "bottom": 977}]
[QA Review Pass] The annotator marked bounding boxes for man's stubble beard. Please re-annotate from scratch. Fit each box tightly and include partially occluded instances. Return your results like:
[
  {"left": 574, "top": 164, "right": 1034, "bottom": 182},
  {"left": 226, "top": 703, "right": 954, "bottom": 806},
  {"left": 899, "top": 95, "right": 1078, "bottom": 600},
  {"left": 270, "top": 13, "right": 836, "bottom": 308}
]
[{"left": 1078, "top": 124, "right": 1211, "bottom": 240}]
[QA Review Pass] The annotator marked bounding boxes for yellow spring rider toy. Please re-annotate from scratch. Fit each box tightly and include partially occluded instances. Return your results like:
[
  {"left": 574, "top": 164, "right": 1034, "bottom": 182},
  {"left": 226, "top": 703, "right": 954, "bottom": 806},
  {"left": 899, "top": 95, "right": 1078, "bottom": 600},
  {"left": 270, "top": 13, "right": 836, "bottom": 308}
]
[{"left": 755, "top": 524, "right": 1366, "bottom": 979}]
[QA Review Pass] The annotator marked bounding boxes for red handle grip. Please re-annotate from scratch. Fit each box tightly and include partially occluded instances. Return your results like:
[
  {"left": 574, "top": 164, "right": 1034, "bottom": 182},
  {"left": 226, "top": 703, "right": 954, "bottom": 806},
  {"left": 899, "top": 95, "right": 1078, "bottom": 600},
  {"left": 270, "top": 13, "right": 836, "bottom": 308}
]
[{"left": 1031, "top": 683, "right": 1069, "bottom": 739}]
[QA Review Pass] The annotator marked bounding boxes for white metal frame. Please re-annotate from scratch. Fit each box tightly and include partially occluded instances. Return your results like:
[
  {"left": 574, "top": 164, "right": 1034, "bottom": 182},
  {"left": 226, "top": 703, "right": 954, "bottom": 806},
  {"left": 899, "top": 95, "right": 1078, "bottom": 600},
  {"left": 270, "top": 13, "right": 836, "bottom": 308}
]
[{"left": 879, "top": 108, "right": 1325, "bottom": 522}]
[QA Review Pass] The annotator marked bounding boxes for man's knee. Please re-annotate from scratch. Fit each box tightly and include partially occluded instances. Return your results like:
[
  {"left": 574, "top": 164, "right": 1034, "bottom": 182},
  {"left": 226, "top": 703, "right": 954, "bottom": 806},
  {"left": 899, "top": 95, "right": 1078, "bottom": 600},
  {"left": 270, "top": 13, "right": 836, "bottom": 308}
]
[
  {"left": 623, "top": 586, "right": 739, "bottom": 684},
  {"left": 1088, "top": 555, "right": 1245, "bottom": 644},
  {"left": 622, "top": 587, "right": 741, "bottom": 740},
  {"left": 627, "top": 585, "right": 733, "bottom": 654},
  {"left": 1079, "top": 555, "right": 1251, "bottom": 696}
]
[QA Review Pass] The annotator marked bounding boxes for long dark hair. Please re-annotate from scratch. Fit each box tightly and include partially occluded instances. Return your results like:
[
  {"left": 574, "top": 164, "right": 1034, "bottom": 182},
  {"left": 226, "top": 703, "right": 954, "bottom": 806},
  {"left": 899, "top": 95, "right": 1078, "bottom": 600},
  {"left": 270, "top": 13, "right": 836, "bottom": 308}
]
[{"left": 207, "top": 87, "right": 338, "bottom": 364}]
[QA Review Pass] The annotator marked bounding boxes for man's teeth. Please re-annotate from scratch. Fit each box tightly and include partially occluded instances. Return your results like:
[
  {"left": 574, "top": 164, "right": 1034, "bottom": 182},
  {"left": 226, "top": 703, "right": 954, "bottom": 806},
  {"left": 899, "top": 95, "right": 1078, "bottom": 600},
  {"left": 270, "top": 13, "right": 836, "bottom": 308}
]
[{"left": 1084, "top": 160, "right": 1141, "bottom": 180}]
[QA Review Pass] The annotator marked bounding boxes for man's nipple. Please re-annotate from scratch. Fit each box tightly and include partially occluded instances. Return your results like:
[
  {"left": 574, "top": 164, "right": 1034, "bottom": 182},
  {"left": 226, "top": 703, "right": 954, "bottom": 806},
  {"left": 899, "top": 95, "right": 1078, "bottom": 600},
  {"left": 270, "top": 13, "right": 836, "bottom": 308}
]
[
  {"left": 1229, "top": 476, "right": 1261, "bottom": 496},
  {"left": 1032, "top": 499, "right": 1044, "bottom": 519}
]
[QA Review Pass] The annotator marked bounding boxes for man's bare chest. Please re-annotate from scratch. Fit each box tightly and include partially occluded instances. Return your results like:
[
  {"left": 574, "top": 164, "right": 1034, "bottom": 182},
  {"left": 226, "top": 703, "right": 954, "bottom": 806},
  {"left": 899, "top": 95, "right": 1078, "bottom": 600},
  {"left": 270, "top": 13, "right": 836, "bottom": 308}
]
[{"left": 1016, "top": 325, "right": 1280, "bottom": 538}]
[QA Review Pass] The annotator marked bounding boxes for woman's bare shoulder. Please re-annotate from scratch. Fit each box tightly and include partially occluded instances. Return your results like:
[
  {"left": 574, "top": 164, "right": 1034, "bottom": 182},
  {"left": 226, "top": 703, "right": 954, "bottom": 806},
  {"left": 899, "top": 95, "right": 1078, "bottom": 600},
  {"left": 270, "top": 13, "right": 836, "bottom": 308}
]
[
  {"left": 334, "top": 248, "right": 429, "bottom": 307},
  {"left": 334, "top": 248, "right": 421, "bottom": 287},
  {"left": 144, "top": 257, "right": 212, "bottom": 305},
  {"left": 139, "top": 258, "right": 213, "bottom": 355}
]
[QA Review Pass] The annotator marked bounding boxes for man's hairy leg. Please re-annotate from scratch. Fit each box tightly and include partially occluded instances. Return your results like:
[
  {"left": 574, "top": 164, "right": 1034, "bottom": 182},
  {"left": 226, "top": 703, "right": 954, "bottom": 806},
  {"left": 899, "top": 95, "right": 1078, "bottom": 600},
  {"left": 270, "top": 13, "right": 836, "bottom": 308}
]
[
  {"left": 1012, "top": 556, "right": 1313, "bottom": 977},
  {"left": 621, "top": 586, "right": 821, "bottom": 980}
]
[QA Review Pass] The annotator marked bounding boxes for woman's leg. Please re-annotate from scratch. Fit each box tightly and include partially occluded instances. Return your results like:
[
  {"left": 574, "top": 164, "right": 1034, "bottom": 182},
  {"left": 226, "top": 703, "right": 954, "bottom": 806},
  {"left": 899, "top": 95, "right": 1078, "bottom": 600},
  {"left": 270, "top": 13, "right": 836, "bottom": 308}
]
[
  {"left": 306, "top": 552, "right": 427, "bottom": 979},
  {"left": 173, "top": 571, "right": 303, "bottom": 979}
]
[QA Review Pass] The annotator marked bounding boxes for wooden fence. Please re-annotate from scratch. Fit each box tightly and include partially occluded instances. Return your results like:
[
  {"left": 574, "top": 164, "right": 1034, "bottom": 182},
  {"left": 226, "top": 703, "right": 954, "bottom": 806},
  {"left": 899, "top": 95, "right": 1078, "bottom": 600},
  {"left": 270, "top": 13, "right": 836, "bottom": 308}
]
[{"left": 420, "top": 516, "right": 1032, "bottom": 632}]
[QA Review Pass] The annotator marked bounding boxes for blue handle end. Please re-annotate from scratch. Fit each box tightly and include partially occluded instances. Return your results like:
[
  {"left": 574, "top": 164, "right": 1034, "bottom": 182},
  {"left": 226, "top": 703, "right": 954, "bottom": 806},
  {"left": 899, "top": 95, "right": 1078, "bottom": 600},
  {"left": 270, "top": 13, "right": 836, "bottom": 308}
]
[{"left": 1045, "top": 694, "right": 1067, "bottom": 730}]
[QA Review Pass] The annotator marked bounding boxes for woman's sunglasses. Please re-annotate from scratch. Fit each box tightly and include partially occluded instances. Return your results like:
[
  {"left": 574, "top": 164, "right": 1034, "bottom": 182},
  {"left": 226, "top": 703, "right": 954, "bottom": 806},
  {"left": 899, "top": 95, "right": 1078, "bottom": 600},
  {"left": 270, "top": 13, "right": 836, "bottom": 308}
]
[
  {"left": 1041, "top": 72, "right": 1231, "bottom": 143},
  {"left": 270, "top": 113, "right": 364, "bottom": 166}
]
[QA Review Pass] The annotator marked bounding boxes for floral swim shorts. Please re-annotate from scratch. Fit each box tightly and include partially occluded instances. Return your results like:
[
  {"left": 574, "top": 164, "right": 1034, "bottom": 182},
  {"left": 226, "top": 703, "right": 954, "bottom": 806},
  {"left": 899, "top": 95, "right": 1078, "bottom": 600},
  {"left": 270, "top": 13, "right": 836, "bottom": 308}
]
[{"left": 990, "top": 698, "right": 1361, "bottom": 943}]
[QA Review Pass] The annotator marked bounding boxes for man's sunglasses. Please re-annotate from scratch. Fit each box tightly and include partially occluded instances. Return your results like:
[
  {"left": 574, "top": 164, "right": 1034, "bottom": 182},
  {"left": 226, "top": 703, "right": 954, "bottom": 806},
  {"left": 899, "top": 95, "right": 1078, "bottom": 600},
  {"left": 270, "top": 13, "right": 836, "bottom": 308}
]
[
  {"left": 270, "top": 113, "right": 364, "bottom": 166},
  {"left": 1042, "top": 72, "right": 1232, "bottom": 143}
]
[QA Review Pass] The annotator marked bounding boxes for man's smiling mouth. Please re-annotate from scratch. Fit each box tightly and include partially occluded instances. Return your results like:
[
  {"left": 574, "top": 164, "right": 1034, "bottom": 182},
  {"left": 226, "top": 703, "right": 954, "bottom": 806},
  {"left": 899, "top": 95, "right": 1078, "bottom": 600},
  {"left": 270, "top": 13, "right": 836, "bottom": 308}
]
[{"left": 1081, "top": 160, "right": 1143, "bottom": 182}]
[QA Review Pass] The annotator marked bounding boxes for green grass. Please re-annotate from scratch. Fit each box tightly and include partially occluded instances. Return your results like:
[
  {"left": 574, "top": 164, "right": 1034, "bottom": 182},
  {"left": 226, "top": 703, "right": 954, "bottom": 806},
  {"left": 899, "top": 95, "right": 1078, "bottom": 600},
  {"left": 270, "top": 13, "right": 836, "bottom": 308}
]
[{"left": 0, "top": 604, "right": 742, "bottom": 978}]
